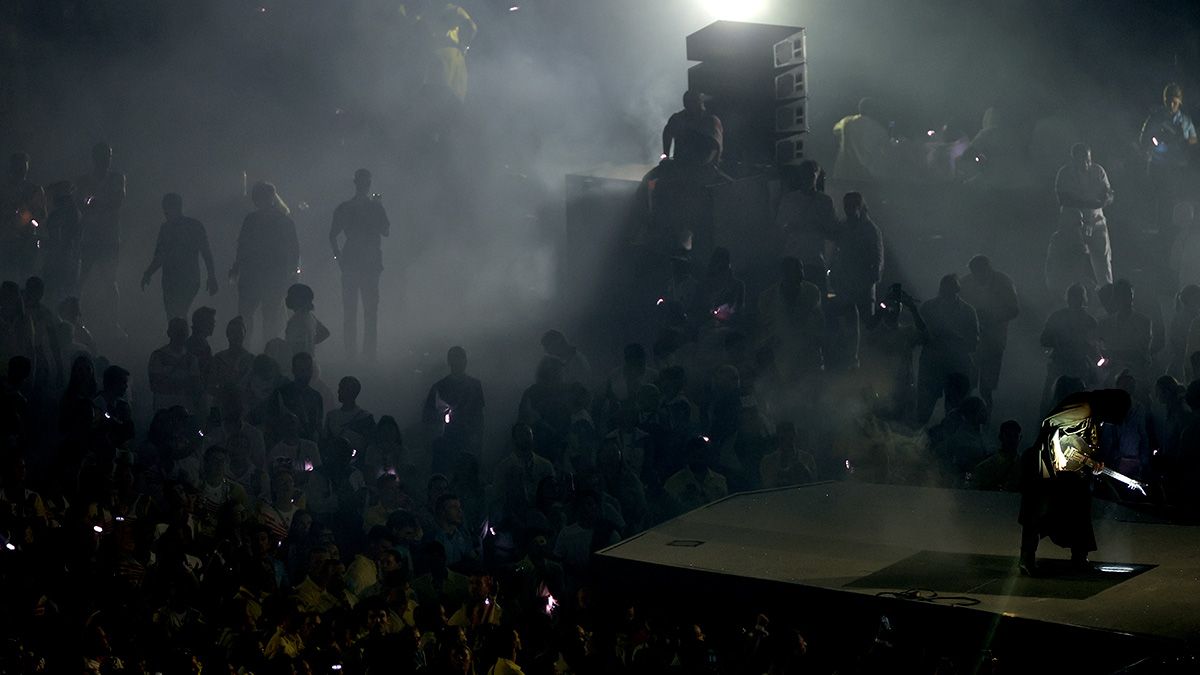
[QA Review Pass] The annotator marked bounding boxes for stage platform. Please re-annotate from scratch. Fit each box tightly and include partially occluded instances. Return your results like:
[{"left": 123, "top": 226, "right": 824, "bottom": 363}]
[{"left": 598, "top": 482, "right": 1200, "bottom": 651}]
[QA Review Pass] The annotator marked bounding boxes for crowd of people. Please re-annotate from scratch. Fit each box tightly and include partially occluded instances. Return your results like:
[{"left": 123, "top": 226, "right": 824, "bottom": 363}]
[{"left": 2, "top": 85, "right": 1200, "bottom": 674}]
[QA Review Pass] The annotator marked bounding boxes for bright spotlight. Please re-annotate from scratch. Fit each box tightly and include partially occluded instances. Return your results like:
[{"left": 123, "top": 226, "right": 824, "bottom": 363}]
[{"left": 701, "top": 0, "right": 768, "bottom": 21}]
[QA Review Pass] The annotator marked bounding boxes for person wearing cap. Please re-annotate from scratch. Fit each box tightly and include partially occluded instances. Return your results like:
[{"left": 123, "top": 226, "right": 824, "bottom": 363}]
[{"left": 662, "top": 90, "right": 724, "bottom": 167}]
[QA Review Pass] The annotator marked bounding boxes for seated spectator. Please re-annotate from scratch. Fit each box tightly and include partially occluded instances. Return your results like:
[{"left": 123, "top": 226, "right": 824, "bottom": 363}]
[
  {"left": 294, "top": 557, "right": 355, "bottom": 615},
  {"left": 148, "top": 317, "right": 201, "bottom": 412},
  {"left": 553, "top": 489, "right": 619, "bottom": 578},
  {"left": 272, "top": 352, "right": 324, "bottom": 442},
  {"left": 346, "top": 525, "right": 396, "bottom": 596},
  {"left": 596, "top": 438, "right": 648, "bottom": 533},
  {"left": 324, "top": 375, "right": 375, "bottom": 447},
  {"left": 362, "top": 414, "right": 404, "bottom": 480},
  {"left": 266, "top": 412, "right": 321, "bottom": 474},
  {"left": 487, "top": 629, "right": 525, "bottom": 675},
  {"left": 259, "top": 468, "right": 305, "bottom": 542},
  {"left": 493, "top": 422, "right": 556, "bottom": 506},
  {"left": 759, "top": 421, "right": 818, "bottom": 488},
  {"left": 196, "top": 445, "right": 248, "bottom": 536},
  {"left": 210, "top": 315, "right": 254, "bottom": 394},
  {"left": 423, "top": 345, "right": 486, "bottom": 454},
  {"left": 664, "top": 438, "right": 729, "bottom": 514},
  {"left": 541, "top": 329, "right": 592, "bottom": 386},
  {"left": 363, "top": 473, "right": 415, "bottom": 533},
  {"left": 970, "top": 419, "right": 1023, "bottom": 491},
  {"left": 428, "top": 493, "right": 479, "bottom": 568},
  {"left": 448, "top": 572, "right": 503, "bottom": 629}
]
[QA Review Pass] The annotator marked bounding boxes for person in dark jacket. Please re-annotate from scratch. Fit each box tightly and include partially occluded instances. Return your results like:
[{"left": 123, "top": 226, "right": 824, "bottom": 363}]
[
  {"left": 830, "top": 191, "right": 884, "bottom": 323},
  {"left": 229, "top": 182, "right": 299, "bottom": 347}
]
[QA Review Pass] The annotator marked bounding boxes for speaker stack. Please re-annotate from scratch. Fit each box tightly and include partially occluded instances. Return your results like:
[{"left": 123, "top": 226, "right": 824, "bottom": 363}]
[{"left": 685, "top": 21, "right": 807, "bottom": 168}]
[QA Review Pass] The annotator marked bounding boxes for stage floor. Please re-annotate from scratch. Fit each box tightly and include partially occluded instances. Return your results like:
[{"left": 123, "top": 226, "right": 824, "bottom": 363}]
[{"left": 598, "top": 482, "right": 1200, "bottom": 643}]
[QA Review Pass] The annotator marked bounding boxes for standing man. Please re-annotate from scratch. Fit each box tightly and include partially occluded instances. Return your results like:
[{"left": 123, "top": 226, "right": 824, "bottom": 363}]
[
  {"left": 1054, "top": 143, "right": 1114, "bottom": 287},
  {"left": 775, "top": 159, "right": 837, "bottom": 291},
  {"left": 916, "top": 274, "right": 980, "bottom": 425},
  {"left": 662, "top": 90, "right": 724, "bottom": 167},
  {"left": 76, "top": 142, "right": 126, "bottom": 334},
  {"left": 829, "top": 192, "right": 884, "bottom": 323},
  {"left": 330, "top": 169, "right": 390, "bottom": 362},
  {"left": 960, "top": 255, "right": 1019, "bottom": 409},
  {"left": 832, "top": 97, "right": 888, "bottom": 183},
  {"left": 230, "top": 182, "right": 298, "bottom": 346},
  {"left": 422, "top": 346, "right": 485, "bottom": 455},
  {"left": 1140, "top": 82, "right": 1196, "bottom": 248},
  {"left": 142, "top": 193, "right": 218, "bottom": 320},
  {"left": 1039, "top": 284, "right": 1099, "bottom": 412}
]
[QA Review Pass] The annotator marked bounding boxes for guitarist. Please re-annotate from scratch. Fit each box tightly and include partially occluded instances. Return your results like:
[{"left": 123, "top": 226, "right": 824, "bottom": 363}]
[{"left": 1019, "top": 389, "right": 1131, "bottom": 575}]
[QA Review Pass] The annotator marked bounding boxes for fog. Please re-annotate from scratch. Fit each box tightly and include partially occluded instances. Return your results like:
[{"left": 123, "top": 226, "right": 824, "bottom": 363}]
[{"left": 3, "top": 0, "right": 1199, "bottom": 458}]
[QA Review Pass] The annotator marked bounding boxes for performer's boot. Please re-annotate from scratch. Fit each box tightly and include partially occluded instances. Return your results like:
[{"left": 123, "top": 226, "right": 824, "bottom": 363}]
[{"left": 1070, "top": 549, "right": 1090, "bottom": 572}]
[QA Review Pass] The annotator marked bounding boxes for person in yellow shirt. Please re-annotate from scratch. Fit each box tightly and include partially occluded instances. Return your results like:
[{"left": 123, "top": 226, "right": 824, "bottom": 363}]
[{"left": 403, "top": 0, "right": 477, "bottom": 105}]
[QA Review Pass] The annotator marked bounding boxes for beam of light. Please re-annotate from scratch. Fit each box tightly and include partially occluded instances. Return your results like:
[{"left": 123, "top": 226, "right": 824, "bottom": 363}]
[
  {"left": 1098, "top": 565, "right": 1136, "bottom": 574},
  {"left": 700, "top": 0, "right": 768, "bottom": 21}
]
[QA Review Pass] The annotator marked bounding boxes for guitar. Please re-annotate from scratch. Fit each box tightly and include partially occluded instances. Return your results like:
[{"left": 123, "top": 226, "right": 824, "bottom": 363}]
[{"left": 1057, "top": 440, "right": 1150, "bottom": 496}]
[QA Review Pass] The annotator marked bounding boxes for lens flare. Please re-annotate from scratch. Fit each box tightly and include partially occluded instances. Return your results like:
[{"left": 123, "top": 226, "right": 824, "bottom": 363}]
[{"left": 701, "top": 0, "right": 768, "bottom": 21}]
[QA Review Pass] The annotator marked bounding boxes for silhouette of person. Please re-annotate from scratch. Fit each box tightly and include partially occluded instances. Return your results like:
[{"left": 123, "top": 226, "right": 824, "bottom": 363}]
[
  {"left": 832, "top": 98, "right": 888, "bottom": 182},
  {"left": 662, "top": 90, "right": 724, "bottom": 166},
  {"left": 330, "top": 170, "right": 390, "bottom": 361},
  {"left": 76, "top": 142, "right": 127, "bottom": 334},
  {"left": 775, "top": 160, "right": 836, "bottom": 290},
  {"left": 829, "top": 192, "right": 884, "bottom": 323},
  {"left": 0, "top": 152, "right": 46, "bottom": 284},
  {"left": 141, "top": 193, "right": 217, "bottom": 320},
  {"left": 40, "top": 181, "right": 82, "bottom": 304},
  {"left": 210, "top": 316, "right": 254, "bottom": 394},
  {"left": 916, "top": 274, "right": 980, "bottom": 425},
  {"left": 230, "top": 182, "right": 299, "bottom": 347},
  {"left": 406, "top": 0, "right": 477, "bottom": 106},
  {"left": 1039, "top": 284, "right": 1099, "bottom": 412},
  {"left": 423, "top": 346, "right": 485, "bottom": 455},
  {"left": 959, "top": 255, "right": 1019, "bottom": 409},
  {"left": 1054, "top": 144, "right": 1113, "bottom": 287},
  {"left": 148, "top": 317, "right": 201, "bottom": 413},
  {"left": 22, "top": 276, "right": 64, "bottom": 392},
  {"left": 273, "top": 352, "right": 324, "bottom": 443}
]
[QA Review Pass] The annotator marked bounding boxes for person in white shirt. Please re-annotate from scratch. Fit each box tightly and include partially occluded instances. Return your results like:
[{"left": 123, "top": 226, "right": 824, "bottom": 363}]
[
  {"left": 1055, "top": 143, "right": 1114, "bottom": 286},
  {"left": 832, "top": 98, "right": 888, "bottom": 182}
]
